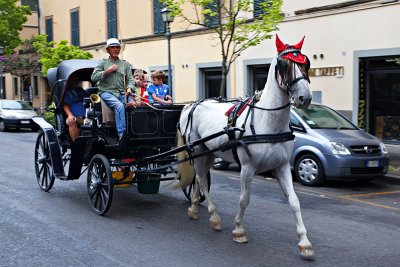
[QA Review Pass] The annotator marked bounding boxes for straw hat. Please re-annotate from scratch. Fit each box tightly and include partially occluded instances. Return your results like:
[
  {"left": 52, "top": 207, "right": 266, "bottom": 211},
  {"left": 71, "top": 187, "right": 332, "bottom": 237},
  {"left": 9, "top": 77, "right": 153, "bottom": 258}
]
[{"left": 101, "top": 38, "right": 125, "bottom": 52}]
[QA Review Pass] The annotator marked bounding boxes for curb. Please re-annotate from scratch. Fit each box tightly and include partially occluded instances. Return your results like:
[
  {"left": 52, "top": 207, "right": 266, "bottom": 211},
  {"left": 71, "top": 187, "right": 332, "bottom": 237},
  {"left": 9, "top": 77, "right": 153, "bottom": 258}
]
[{"left": 377, "top": 174, "right": 400, "bottom": 185}]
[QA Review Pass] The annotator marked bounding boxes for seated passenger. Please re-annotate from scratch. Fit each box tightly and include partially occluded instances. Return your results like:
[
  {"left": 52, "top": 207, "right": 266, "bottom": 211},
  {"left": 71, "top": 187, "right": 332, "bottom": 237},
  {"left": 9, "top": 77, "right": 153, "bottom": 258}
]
[
  {"left": 148, "top": 70, "right": 172, "bottom": 105},
  {"left": 128, "top": 69, "right": 149, "bottom": 107},
  {"left": 62, "top": 80, "right": 87, "bottom": 142}
]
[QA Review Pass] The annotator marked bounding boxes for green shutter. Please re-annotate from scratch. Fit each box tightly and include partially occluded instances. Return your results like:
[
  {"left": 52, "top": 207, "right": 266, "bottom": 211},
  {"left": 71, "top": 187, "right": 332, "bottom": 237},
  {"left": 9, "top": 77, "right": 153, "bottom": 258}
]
[
  {"left": 254, "top": 0, "right": 272, "bottom": 18},
  {"left": 153, "top": 0, "right": 166, "bottom": 34},
  {"left": 45, "top": 18, "right": 53, "bottom": 42},
  {"left": 107, "top": 0, "right": 118, "bottom": 38},
  {"left": 205, "top": 0, "right": 219, "bottom": 27},
  {"left": 21, "top": 0, "right": 38, "bottom": 11},
  {"left": 71, "top": 11, "right": 80, "bottom": 46}
]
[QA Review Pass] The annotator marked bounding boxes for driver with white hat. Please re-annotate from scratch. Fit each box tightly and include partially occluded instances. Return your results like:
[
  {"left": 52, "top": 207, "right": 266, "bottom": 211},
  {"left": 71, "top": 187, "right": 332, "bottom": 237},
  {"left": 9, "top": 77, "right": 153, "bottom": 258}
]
[{"left": 91, "top": 38, "right": 134, "bottom": 141}]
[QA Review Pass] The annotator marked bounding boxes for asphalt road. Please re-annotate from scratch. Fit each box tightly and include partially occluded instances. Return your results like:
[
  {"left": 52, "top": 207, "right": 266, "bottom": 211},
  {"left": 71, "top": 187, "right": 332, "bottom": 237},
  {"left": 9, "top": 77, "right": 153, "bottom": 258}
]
[{"left": 0, "top": 131, "right": 399, "bottom": 267}]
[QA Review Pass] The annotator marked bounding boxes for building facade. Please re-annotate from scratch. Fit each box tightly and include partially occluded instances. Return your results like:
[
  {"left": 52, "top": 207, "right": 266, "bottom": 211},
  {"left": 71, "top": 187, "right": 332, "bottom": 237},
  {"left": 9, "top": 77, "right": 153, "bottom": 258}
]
[
  {"left": 1, "top": 0, "right": 41, "bottom": 107},
  {"left": 7, "top": 0, "right": 399, "bottom": 143}
]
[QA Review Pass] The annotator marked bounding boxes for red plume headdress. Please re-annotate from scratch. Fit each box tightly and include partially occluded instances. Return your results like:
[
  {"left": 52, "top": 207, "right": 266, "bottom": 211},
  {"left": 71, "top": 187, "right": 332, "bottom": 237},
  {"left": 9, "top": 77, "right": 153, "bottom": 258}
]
[{"left": 276, "top": 34, "right": 307, "bottom": 65}]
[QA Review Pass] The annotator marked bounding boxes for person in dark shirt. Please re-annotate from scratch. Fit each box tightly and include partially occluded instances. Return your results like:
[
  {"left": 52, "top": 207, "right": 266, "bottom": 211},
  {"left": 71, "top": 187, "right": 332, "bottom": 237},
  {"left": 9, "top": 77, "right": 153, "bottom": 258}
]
[{"left": 62, "top": 80, "right": 87, "bottom": 142}]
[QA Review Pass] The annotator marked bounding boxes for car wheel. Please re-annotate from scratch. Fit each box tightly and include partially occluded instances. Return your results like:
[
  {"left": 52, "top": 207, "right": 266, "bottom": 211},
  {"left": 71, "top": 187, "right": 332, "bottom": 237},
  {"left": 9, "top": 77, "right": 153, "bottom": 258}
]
[
  {"left": 294, "top": 154, "right": 325, "bottom": 186},
  {"left": 0, "top": 120, "right": 8, "bottom": 132},
  {"left": 212, "top": 160, "right": 230, "bottom": 170}
]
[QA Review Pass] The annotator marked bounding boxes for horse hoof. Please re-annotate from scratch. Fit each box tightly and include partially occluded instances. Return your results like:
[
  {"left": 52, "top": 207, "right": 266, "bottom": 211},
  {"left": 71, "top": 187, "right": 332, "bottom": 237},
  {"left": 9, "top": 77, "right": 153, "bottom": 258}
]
[
  {"left": 210, "top": 219, "right": 221, "bottom": 231},
  {"left": 233, "top": 235, "right": 248, "bottom": 243},
  {"left": 187, "top": 207, "right": 199, "bottom": 220},
  {"left": 232, "top": 230, "right": 248, "bottom": 243},
  {"left": 298, "top": 245, "right": 315, "bottom": 260}
]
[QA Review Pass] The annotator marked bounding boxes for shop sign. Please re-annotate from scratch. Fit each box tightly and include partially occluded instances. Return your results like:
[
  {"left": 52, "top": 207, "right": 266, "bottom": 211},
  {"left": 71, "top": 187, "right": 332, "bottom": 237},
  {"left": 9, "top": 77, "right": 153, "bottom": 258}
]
[{"left": 309, "top": 66, "right": 344, "bottom": 77}]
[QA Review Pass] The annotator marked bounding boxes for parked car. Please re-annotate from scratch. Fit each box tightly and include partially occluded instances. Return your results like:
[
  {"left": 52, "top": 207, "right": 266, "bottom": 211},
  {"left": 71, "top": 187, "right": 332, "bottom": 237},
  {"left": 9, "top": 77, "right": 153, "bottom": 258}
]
[
  {"left": 0, "top": 100, "right": 39, "bottom": 132},
  {"left": 213, "top": 104, "right": 390, "bottom": 186}
]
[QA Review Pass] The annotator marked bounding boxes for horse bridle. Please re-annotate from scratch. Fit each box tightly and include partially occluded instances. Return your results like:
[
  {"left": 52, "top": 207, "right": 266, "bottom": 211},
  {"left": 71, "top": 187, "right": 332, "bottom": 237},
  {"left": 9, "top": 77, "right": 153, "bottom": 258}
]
[{"left": 275, "top": 47, "right": 311, "bottom": 96}]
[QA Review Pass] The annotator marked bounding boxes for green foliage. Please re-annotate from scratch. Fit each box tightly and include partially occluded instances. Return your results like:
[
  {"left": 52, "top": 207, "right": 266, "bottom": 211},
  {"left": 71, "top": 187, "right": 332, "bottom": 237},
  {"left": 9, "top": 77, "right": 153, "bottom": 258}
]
[
  {"left": 43, "top": 102, "right": 55, "bottom": 127},
  {"left": 0, "top": 0, "right": 31, "bottom": 54},
  {"left": 0, "top": 37, "right": 40, "bottom": 79},
  {"left": 33, "top": 34, "right": 93, "bottom": 76}
]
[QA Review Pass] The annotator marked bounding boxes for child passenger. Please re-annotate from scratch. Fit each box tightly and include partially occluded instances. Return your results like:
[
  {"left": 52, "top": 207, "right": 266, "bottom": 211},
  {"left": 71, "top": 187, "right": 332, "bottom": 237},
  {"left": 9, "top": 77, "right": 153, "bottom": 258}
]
[
  {"left": 148, "top": 70, "right": 172, "bottom": 105},
  {"left": 128, "top": 69, "right": 149, "bottom": 106}
]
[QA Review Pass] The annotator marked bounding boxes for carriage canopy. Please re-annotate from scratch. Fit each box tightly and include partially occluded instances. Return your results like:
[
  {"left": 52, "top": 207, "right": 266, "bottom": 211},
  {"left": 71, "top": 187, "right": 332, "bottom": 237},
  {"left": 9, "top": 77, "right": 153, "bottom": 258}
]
[{"left": 47, "top": 60, "right": 100, "bottom": 108}]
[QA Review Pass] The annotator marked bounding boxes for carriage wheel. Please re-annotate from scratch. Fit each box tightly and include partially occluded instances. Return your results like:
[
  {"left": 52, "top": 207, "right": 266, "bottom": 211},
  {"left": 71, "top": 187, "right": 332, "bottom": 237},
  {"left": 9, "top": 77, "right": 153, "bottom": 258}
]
[
  {"left": 34, "top": 130, "right": 55, "bottom": 192},
  {"left": 87, "top": 154, "right": 114, "bottom": 215},
  {"left": 182, "top": 171, "right": 211, "bottom": 203}
]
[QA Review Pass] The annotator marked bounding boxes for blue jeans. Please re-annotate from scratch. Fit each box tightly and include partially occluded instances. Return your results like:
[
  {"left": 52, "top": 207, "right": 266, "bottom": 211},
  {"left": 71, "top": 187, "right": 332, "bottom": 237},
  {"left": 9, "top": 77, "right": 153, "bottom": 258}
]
[{"left": 100, "top": 91, "right": 126, "bottom": 139}]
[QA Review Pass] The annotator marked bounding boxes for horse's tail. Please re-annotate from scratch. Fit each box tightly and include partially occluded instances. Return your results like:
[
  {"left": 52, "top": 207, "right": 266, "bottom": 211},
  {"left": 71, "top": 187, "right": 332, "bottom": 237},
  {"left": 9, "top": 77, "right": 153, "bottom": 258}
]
[{"left": 176, "top": 129, "right": 195, "bottom": 188}]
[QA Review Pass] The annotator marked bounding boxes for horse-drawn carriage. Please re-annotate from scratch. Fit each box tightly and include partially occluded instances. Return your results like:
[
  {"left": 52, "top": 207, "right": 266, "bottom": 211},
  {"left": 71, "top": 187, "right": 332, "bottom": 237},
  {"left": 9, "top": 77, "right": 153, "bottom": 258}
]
[
  {"left": 33, "top": 35, "right": 316, "bottom": 259},
  {"left": 33, "top": 59, "right": 205, "bottom": 215}
]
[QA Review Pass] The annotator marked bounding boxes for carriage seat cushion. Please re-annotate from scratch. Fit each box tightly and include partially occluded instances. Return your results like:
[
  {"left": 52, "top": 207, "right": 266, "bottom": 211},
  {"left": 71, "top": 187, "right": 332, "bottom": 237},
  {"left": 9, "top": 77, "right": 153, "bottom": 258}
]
[{"left": 100, "top": 99, "right": 115, "bottom": 124}]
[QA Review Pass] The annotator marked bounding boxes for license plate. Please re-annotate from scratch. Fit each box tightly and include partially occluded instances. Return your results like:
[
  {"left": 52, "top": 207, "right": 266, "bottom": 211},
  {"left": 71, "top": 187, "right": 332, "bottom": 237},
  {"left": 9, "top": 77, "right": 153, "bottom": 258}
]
[
  {"left": 366, "top": 160, "right": 380, "bottom": 167},
  {"left": 21, "top": 120, "right": 30, "bottom": 124}
]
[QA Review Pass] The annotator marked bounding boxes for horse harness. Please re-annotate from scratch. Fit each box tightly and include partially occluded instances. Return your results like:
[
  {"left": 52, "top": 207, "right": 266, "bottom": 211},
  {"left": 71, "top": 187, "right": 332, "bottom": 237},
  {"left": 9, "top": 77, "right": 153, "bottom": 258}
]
[
  {"left": 180, "top": 47, "right": 311, "bottom": 166},
  {"left": 180, "top": 96, "right": 295, "bottom": 168}
]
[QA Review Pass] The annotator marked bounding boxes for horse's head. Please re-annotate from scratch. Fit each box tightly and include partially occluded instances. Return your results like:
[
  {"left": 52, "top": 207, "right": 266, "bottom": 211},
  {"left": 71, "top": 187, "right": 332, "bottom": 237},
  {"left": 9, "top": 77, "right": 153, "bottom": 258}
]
[{"left": 275, "top": 35, "right": 312, "bottom": 109}]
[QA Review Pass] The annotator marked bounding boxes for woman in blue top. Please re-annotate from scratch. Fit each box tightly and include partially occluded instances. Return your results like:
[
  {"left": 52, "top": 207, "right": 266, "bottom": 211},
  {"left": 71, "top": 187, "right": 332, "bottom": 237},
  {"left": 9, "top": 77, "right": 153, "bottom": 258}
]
[
  {"left": 63, "top": 80, "right": 88, "bottom": 142},
  {"left": 147, "top": 70, "right": 172, "bottom": 105}
]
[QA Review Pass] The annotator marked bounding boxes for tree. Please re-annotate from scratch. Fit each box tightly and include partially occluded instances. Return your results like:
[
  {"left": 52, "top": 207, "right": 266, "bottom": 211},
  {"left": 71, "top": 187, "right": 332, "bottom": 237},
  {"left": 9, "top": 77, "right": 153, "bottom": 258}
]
[
  {"left": 0, "top": 0, "right": 31, "bottom": 54},
  {"left": 161, "top": 0, "right": 283, "bottom": 96},
  {"left": 1, "top": 37, "right": 40, "bottom": 77},
  {"left": 0, "top": 37, "right": 40, "bottom": 99},
  {"left": 33, "top": 34, "right": 93, "bottom": 76}
]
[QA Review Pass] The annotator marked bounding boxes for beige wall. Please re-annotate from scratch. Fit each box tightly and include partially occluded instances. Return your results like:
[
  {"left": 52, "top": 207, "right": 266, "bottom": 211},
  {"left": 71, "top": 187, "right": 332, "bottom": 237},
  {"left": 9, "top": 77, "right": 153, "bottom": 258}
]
[
  {"left": 238, "top": 2, "right": 400, "bottom": 112},
  {"left": 36, "top": 0, "right": 400, "bottom": 113}
]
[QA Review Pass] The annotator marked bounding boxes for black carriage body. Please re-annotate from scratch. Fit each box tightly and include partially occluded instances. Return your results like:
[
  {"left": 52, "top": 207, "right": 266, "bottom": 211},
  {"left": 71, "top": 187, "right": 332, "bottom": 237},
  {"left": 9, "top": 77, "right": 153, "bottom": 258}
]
[
  {"left": 127, "top": 105, "right": 183, "bottom": 147},
  {"left": 37, "top": 59, "right": 185, "bottom": 179}
]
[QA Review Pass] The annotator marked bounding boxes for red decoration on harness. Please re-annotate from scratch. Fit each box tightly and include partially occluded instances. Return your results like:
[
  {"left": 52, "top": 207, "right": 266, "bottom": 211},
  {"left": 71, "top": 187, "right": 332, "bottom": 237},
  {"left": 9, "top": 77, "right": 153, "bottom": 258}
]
[
  {"left": 276, "top": 34, "right": 307, "bottom": 65},
  {"left": 225, "top": 98, "right": 252, "bottom": 118}
]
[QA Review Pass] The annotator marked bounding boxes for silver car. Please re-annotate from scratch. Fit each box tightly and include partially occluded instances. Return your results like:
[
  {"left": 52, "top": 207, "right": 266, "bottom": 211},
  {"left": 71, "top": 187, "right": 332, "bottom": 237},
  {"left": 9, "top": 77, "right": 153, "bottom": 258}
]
[
  {"left": 0, "top": 100, "right": 39, "bottom": 132},
  {"left": 213, "top": 104, "right": 390, "bottom": 186},
  {"left": 290, "top": 104, "right": 389, "bottom": 186}
]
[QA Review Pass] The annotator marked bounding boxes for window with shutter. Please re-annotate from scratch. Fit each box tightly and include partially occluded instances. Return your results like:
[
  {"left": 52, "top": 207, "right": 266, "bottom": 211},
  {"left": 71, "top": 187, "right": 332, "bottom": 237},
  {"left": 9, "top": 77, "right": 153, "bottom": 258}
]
[
  {"left": 45, "top": 17, "right": 53, "bottom": 42},
  {"left": 21, "top": 0, "right": 38, "bottom": 11},
  {"left": 71, "top": 10, "right": 80, "bottom": 46},
  {"left": 153, "top": 0, "right": 166, "bottom": 34},
  {"left": 204, "top": 0, "right": 219, "bottom": 27},
  {"left": 107, "top": 0, "right": 118, "bottom": 38},
  {"left": 254, "top": 0, "right": 272, "bottom": 18}
]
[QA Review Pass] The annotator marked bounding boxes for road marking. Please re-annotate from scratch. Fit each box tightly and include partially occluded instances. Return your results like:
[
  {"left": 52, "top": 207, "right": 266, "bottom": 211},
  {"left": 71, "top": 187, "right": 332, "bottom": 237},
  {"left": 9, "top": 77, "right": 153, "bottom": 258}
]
[
  {"left": 213, "top": 171, "right": 400, "bottom": 211},
  {"left": 296, "top": 187, "right": 400, "bottom": 212},
  {"left": 337, "top": 196, "right": 400, "bottom": 212},
  {"left": 340, "top": 190, "right": 400, "bottom": 198}
]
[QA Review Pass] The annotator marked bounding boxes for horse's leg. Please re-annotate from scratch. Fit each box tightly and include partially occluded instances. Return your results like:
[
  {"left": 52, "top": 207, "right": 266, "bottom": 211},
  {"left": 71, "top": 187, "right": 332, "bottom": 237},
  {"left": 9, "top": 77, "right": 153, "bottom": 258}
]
[
  {"left": 187, "top": 171, "right": 200, "bottom": 220},
  {"left": 273, "top": 163, "right": 315, "bottom": 259},
  {"left": 192, "top": 154, "right": 222, "bottom": 231},
  {"left": 232, "top": 164, "right": 255, "bottom": 243}
]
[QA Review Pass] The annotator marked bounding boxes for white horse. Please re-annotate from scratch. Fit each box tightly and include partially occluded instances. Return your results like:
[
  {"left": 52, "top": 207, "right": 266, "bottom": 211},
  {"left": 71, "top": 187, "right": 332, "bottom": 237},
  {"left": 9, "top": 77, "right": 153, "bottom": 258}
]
[{"left": 176, "top": 35, "right": 314, "bottom": 259}]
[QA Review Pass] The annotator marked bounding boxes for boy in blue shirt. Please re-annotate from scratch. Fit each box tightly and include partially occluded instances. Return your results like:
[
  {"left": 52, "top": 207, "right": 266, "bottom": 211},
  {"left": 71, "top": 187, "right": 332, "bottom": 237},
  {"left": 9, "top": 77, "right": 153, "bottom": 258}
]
[{"left": 148, "top": 70, "right": 172, "bottom": 105}]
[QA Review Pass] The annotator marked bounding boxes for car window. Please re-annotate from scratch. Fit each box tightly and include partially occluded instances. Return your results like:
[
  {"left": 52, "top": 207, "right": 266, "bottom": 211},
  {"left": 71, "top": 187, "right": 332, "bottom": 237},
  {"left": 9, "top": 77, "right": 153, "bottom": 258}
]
[
  {"left": 1, "top": 101, "right": 32, "bottom": 110},
  {"left": 293, "top": 105, "right": 356, "bottom": 130},
  {"left": 290, "top": 112, "right": 304, "bottom": 131}
]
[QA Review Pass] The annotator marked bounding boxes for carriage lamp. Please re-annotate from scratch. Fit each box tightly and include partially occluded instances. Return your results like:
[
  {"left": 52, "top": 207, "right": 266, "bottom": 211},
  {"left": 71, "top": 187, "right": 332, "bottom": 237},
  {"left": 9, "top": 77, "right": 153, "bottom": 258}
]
[
  {"left": 161, "top": 7, "right": 174, "bottom": 97},
  {"left": 0, "top": 46, "right": 4, "bottom": 99}
]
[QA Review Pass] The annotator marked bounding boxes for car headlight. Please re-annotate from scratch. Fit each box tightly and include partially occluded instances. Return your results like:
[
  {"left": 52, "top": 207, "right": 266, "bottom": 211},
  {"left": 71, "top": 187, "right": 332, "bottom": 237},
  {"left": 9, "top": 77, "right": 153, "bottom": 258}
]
[
  {"left": 329, "top": 142, "right": 351, "bottom": 155},
  {"left": 379, "top": 142, "right": 388, "bottom": 154}
]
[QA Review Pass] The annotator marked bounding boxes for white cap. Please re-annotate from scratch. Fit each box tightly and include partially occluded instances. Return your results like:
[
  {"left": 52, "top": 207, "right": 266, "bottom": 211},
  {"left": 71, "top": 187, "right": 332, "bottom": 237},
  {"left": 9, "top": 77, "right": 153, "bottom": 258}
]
[
  {"left": 102, "top": 38, "right": 125, "bottom": 52},
  {"left": 106, "top": 38, "right": 121, "bottom": 48}
]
